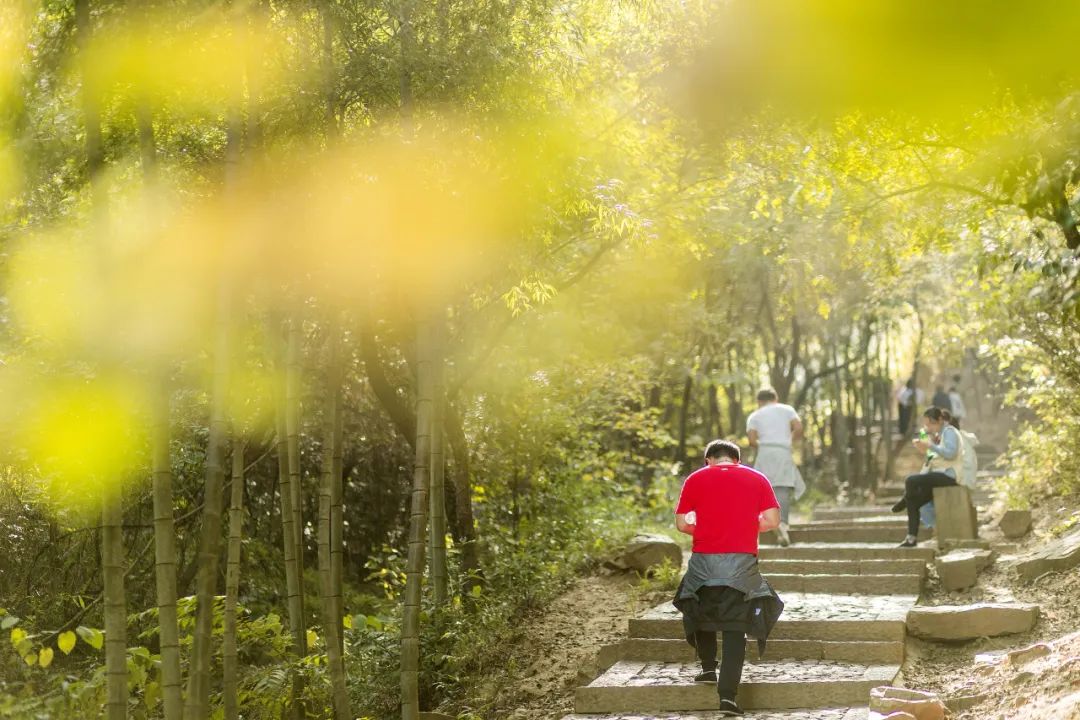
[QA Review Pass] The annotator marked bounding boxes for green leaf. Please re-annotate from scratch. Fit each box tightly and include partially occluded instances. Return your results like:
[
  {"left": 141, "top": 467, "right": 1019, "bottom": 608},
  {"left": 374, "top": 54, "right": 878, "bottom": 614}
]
[
  {"left": 470, "top": 584, "right": 482, "bottom": 598},
  {"left": 1, "top": 616, "right": 19, "bottom": 630},
  {"left": 306, "top": 629, "right": 318, "bottom": 648},
  {"left": 38, "top": 647, "right": 54, "bottom": 668},
  {"left": 10, "top": 627, "right": 26, "bottom": 648},
  {"left": 76, "top": 626, "right": 103, "bottom": 650},
  {"left": 57, "top": 631, "right": 76, "bottom": 655}
]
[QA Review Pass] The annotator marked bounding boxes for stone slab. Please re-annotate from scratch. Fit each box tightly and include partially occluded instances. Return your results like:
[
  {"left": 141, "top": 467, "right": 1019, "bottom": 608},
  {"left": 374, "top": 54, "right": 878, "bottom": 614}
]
[
  {"left": 762, "top": 526, "right": 932, "bottom": 545},
  {"left": 935, "top": 553, "right": 978, "bottom": 591},
  {"left": 906, "top": 603, "right": 1039, "bottom": 640},
  {"left": 813, "top": 506, "right": 895, "bottom": 521},
  {"left": 759, "top": 559, "right": 927, "bottom": 576},
  {"left": 932, "top": 486, "right": 978, "bottom": 542},
  {"left": 794, "top": 516, "right": 910, "bottom": 530},
  {"left": 599, "top": 638, "right": 903, "bottom": 668},
  {"left": 575, "top": 660, "right": 899, "bottom": 712},
  {"left": 767, "top": 573, "right": 923, "bottom": 595},
  {"left": 563, "top": 709, "right": 869, "bottom": 720},
  {"left": 1014, "top": 528, "right": 1080, "bottom": 580},
  {"left": 759, "top": 544, "right": 935, "bottom": 562},
  {"left": 632, "top": 594, "right": 917, "bottom": 642}
]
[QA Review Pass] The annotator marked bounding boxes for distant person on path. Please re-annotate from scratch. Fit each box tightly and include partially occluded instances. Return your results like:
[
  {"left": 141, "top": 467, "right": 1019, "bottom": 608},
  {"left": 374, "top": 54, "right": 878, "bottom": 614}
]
[
  {"left": 931, "top": 384, "right": 952, "bottom": 413},
  {"left": 673, "top": 440, "right": 784, "bottom": 717},
  {"left": 948, "top": 377, "right": 967, "bottom": 429},
  {"left": 890, "top": 407, "right": 965, "bottom": 547},
  {"left": 895, "top": 379, "right": 916, "bottom": 435},
  {"left": 746, "top": 388, "right": 806, "bottom": 546}
]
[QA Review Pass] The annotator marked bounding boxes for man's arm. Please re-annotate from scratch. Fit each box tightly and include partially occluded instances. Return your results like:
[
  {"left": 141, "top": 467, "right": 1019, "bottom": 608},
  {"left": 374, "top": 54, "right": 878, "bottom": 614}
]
[
  {"left": 675, "top": 513, "right": 696, "bottom": 536},
  {"left": 748, "top": 429, "right": 760, "bottom": 448},
  {"left": 790, "top": 418, "right": 804, "bottom": 442},
  {"left": 758, "top": 507, "right": 781, "bottom": 533}
]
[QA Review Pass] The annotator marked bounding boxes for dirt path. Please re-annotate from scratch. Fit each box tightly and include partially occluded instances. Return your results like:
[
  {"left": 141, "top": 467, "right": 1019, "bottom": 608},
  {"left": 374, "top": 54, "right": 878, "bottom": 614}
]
[{"left": 481, "top": 572, "right": 666, "bottom": 720}]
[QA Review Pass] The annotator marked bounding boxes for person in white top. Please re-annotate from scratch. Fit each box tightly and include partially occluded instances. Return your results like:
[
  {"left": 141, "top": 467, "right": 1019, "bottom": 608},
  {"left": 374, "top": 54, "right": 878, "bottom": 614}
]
[
  {"left": 746, "top": 388, "right": 806, "bottom": 547},
  {"left": 948, "top": 378, "right": 967, "bottom": 429}
]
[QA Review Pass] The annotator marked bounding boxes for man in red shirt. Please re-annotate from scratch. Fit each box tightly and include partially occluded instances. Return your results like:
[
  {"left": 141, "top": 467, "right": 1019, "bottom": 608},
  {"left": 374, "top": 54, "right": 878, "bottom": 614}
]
[{"left": 673, "top": 439, "right": 783, "bottom": 717}]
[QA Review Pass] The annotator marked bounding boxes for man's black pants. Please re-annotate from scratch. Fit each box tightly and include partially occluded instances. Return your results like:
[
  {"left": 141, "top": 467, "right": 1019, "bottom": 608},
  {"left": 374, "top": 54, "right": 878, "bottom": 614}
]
[
  {"left": 904, "top": 471, "right": 956, "bottom": 535},
  {"left": 695, "top": 630, "right": 746, "bottom": 701}
]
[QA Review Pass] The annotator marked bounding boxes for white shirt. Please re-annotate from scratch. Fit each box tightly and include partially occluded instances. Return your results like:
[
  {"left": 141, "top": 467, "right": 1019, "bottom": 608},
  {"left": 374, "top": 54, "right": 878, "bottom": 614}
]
[
  {"left": 949, "top": 391, "right": 967, "bottom": 419},
  {"left": 746, "top": 403, "right": 800, "bottom": 448}
]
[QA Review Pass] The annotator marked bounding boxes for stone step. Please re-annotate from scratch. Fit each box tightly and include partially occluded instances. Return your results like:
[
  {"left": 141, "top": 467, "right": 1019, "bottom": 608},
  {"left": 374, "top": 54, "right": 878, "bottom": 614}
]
[
  {"left": 575, "top": 660, "right": 899, "bottom": 712},
  {"left": 598, "top": 637, "right": 903, "bottom": 667},
  {"left": 563, "top": 707, "right": 869, "bottom": 720},
  {"left": 758, "top": 543, "right": 935, "bottom": 561},
  {"left": 766, "top": 573, "right": 923, "bottom": 595},
  {"left": 794, "top": 516, "right": 908, "bottom": 529},
  {"left": 762, "top": 526, "right": 932, "bottom": 545},
  {"left": 630, "top": 594, "right": 916, "bottom": 642},
  {"left": 759, "top": 558, "right": 927, "bottom": 576},
  {"left": 812, "top": 506, "right": 893, "bottom": 521}
]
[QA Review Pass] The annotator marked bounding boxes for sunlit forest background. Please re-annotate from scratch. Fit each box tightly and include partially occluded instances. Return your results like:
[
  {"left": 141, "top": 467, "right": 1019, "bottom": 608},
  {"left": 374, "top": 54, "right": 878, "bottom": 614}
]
[{"left": 2, "top": 1, "right": 1080, "bottom": 718}]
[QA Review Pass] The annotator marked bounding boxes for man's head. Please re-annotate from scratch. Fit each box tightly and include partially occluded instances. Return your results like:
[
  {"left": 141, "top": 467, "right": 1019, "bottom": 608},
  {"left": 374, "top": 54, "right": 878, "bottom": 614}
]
[
  {"left": 756, "top": 388, "right": 778, "bottom": 407},
  {"left": 704, "top": 439, "right": 741, "bottom": 465}
]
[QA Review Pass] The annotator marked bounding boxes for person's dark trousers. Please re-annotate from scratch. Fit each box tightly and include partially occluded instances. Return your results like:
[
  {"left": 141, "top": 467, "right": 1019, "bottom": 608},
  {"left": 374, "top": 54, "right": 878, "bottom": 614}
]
[
  {"left": 904, "top": 472, "right": 957, "bottom": 535},
  {"left": 695, "top": 630, "right": 747, "bottom": 701},
  {"left": 898, "top": 404, "right": 911, "bottom": 435}
]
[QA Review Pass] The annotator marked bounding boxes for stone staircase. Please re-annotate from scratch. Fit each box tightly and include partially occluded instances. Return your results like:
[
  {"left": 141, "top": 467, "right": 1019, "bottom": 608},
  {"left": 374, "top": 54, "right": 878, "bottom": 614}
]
[
  {"left": 562, "top": 450, "right": 1008, "bottom": 720},
  {"left": 564, "top": 528, "right": 934, "bottom": 718}
]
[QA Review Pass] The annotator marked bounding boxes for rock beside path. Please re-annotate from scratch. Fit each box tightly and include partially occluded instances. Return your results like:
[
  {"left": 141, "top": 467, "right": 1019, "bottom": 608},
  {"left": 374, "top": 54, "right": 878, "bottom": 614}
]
[
  {"left": 906, "top": 603, "right": 1039, "bottom": 640},
  {"left": 935, "top": 552, "right": 977, "bottom": 591},
  {"left": 998, "top": 509, "right": 1032, "bottom": 538},
  {"left": 869, "top": 686, "right": 946, "bottom": 720},
  {"left": 1014, "top": 528, "right": 1080, "bottom": 580},
  {"left": 607, "top": 534, "right": 682, "bottom": 574}
]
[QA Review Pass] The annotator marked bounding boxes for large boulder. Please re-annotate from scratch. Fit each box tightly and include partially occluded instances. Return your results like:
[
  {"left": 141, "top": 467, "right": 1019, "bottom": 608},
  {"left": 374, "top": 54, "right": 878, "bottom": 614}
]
[
  {"left": 869, "top": 687, "right": 946, "bottom": 720},
  {"left": 608, "top": 533, "right": 682, "bottom": 574},
  {"left": 998, "top": 509, "right": 1032, "bottom": 539},
  {"left": 906, "top": 603, "right": 1039, "bottom": 640},
  {"left": 1014, "top": 528, "right": 1080, "bottom": 580},
  {"left": 935, "top": 552, "right": 977, "bottom": 591}
]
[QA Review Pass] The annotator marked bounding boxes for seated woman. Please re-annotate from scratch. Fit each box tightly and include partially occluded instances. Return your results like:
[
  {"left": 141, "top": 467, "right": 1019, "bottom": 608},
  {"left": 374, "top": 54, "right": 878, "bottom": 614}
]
[{"left": 890, "top": 406, "right": 963, "bottom": 547}]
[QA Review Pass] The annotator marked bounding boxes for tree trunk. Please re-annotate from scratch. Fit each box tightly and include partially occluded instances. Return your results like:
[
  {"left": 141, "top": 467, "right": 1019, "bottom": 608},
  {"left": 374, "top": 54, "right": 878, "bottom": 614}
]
[
  {"left": 286, "top": 318, "right": 305, "bottom": 593},
  {"left": 135, "top": 45, "right": 182, "bottom": 720},
  {"left": 102, "top": 491, "right": 126, "bottom": 720},
  {"left": 223, "top": 438, "right": 245, "bottom": 720},
  {"left": 402, "top": 315, "right": 434, "bottom": 720},
  {"left": 183, "top": 279, "right": 231, "bottom": 719},
  {"left": 76, "top": 0, "right": 123, "bottom": 714},
  {"left": 429, "top": 317, "right": 449, "bottom": 605},
  {"left": 318, "top": 327, "right": 350, "bottom": 720},
  {"left": 710, "top": 381, "right": 724, "bottom": 438},
  {"left": 830, "top": 344, "right": 850, "bottom": 492},
  {"left": 330, "top": 350, "right": 346, "bottom": 656},
  {"left": 675, "top": 374, "right": 693, "bottom": 464},
  {"left": 151, "top": 381, "right": 182, "bottom": 720},
  {"left": 861, "top": 318, "right": 875, "bottom": 488},
  {"left": 446, "top": 403, "right": 480, "bottom": 594},
  {"left": 274, "top": 319, "right": 306, "bottom": 720}
]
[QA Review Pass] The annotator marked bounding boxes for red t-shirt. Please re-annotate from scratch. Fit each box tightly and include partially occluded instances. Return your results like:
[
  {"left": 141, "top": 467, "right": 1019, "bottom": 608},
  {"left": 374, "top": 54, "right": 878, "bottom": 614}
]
[{"left": 675, "top": 462, "right": 780, "bottom": 555}]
